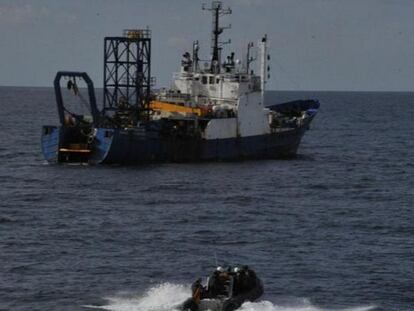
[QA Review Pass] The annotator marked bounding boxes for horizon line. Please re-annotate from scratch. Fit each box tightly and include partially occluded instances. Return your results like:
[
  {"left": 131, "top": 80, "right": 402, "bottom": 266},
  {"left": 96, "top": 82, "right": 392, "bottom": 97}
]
[{"left": 1, "top": 84, "right": 413, "bottom": 93}]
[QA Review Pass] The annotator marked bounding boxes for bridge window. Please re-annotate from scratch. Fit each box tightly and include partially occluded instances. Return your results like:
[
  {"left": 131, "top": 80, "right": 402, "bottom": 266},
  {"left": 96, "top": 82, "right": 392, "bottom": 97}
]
[
  {"left": 202, "top": 76, "right": 208, "bottom": 84},
  {"left": 209, "top": 76, "right": 215, "bottom": 84}
]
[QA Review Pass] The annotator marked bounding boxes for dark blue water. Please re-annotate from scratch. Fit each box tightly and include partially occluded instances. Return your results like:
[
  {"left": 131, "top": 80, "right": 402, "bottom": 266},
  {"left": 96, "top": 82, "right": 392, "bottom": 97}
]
[{"left": 0, "top": 87, "right": 413, "bottom": 311}]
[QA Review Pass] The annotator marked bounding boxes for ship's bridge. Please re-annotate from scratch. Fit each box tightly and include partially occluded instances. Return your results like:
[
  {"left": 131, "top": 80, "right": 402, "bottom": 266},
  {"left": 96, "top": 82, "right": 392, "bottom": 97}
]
[{"left": 171, "top": 71, "right": 261, "bottom": 106}]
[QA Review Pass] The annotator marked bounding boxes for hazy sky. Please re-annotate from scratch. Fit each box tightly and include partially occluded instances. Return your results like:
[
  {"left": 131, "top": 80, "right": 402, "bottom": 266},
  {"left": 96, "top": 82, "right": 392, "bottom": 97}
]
[{"left": 0, "top": 0, "right": 413, "bottom": 91}]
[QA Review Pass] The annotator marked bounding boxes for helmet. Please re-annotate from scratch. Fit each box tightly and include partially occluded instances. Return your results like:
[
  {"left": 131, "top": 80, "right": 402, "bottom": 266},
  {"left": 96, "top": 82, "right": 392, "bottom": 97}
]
[{"left": 216, "top": 266, "right": 225, "bottom": 272}]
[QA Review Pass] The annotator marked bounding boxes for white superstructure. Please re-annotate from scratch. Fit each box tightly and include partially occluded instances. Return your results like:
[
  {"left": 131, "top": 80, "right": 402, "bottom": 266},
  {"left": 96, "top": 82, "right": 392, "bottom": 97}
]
[{"left": 153, "top": 1, "right": 306, "bottom": 140}]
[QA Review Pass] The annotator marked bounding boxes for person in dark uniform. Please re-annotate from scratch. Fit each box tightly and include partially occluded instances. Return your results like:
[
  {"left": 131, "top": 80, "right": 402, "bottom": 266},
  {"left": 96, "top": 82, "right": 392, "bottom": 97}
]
[
  {"left": 207, "top": 270, "right": 221, "bottom": 297},
  {"left": 207, "top": 266, "right": 230, "bottom": 297}
]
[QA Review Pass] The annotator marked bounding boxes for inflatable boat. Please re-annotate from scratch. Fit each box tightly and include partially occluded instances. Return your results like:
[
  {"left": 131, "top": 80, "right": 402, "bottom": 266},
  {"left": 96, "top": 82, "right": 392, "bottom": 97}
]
[{"left": 181, "top": 266, "right": 263, "bottom": 311}]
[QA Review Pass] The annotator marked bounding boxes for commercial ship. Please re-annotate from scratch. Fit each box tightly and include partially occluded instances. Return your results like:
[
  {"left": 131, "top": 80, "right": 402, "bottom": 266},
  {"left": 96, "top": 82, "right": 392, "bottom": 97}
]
[{"left": 41, "top": 1, "right": 320, "bottom": 164}]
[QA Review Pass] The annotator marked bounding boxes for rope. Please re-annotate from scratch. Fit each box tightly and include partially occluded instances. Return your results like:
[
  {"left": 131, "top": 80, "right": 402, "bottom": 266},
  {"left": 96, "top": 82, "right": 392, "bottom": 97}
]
[{"left": 67, "top": 79, "right": 91, "bottom": 113}]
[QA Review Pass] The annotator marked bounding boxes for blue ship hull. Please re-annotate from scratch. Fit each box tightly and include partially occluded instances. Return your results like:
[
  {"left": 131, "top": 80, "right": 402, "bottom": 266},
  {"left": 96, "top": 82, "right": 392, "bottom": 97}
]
[
  {"left": 41, "top": 100, "right": 318, "bottom": 165},
  {"left": 103, "top": 128, "right": 306, "bottom": 164},
  {"left": 42, "top": 125, "right": 307, "bottom": 165}
]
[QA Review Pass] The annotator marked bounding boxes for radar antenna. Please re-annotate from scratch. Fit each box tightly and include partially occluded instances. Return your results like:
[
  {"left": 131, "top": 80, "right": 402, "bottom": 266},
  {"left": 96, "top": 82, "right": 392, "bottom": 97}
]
[{"left": 202, "top": 1, "right": 232, "bottom": 74}]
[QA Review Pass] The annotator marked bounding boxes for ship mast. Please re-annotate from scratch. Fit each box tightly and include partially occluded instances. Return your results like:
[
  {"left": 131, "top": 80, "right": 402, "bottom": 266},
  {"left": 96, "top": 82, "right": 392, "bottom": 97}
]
[{"left": 203, "top": 1, "right": 231, "bottom": 74}]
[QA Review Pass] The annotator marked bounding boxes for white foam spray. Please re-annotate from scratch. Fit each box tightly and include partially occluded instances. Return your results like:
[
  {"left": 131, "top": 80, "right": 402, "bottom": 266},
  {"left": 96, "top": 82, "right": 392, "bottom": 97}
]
[
  {"left": 85, "top": 283, "right": 190, "bottom": 311},
  {"left": 85, "top": 283, "right": 376, "bottom": 311}
]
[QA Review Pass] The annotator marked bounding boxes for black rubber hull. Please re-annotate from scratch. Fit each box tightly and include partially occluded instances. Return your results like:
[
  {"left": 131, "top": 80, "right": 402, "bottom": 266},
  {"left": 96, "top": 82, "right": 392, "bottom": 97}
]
[{"left": 182, "top": 280, "right": 264, "bottom": 311}]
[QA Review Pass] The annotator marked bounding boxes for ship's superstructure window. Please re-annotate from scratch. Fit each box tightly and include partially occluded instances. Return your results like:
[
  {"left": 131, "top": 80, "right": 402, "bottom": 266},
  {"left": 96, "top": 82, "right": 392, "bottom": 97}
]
[
  {"left": 202, "top": 76, "right": 208, "bottom": 84},
  {"left": 209, "top": 76, "right": 215, "bottom": 84}
]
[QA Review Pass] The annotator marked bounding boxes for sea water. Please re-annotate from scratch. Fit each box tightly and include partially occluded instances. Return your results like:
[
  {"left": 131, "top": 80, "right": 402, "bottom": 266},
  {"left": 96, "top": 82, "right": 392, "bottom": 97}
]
[{"left": 0, "top": 87, "right": 413, "bottom": 311}]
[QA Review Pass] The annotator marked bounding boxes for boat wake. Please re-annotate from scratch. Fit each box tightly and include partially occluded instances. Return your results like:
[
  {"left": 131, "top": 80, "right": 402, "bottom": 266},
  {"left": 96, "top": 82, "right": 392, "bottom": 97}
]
[
  {"left": 84, "top": 283, "right": 377, "bottom": 311},
  {"left": 84, "top": 283, "right": 189, "bottom": 311}
]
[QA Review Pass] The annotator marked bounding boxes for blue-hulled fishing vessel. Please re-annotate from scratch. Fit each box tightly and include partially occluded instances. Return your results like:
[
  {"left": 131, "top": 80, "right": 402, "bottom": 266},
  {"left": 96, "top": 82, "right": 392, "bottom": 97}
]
[{"left": 41, "top": 1, "right": 319, "bottom": 165}]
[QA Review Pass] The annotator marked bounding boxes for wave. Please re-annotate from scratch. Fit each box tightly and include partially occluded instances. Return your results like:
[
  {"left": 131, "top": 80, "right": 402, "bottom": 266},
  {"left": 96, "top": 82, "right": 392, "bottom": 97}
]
[{"left": 84, "top": 283, "right": 376, "bottom": 311}]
